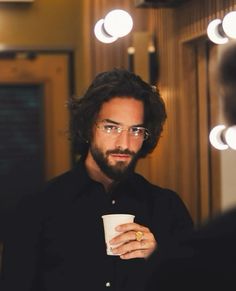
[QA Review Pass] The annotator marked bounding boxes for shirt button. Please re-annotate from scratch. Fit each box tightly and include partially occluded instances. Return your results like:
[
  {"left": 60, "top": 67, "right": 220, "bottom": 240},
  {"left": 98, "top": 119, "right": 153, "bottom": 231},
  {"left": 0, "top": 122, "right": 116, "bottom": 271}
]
[
  {"left": 112, "top": 200, "right": 116, "bottom": 205},
  {"left": 105, "top": 281, "right": 111, "bottom": 287}
]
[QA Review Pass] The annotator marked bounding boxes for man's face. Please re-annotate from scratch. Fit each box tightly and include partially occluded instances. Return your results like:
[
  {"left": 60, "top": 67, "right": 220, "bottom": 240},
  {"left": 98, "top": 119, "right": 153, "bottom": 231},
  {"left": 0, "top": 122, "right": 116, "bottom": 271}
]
[{"left": 88, "top": 97, "right": 145, "bottom": 180}]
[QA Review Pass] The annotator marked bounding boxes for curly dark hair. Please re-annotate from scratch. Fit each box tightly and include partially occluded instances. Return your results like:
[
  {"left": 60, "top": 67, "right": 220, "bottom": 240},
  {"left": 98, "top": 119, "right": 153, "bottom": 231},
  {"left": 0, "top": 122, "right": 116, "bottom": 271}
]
[{"left": 69, "top": 68, "right": 167, "bottom": 158}]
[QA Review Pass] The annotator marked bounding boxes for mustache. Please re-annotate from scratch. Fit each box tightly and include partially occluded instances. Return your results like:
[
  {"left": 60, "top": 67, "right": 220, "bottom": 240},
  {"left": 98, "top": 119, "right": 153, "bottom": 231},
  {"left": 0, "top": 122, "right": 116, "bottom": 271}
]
[{"left": 106, "top": 149, "right": 136, "bottom": 156}]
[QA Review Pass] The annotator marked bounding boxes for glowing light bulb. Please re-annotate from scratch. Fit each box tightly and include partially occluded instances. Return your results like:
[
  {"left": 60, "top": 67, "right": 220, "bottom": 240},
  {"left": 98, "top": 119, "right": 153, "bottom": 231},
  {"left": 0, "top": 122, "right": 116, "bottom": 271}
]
[
  {"left": 225, "top": 125, "right": 236, "bottom": 150},
  {"left": 207, "top": 19, "right": 228, "bottom": 44},
  {"left": 209, "top": 125, "right": 228, "bottom": 150},
  {"left": 104, "top": 9, "right": 133, "bottom": 38},
  {"left": 94, "top": 19, "right": 118, "bottom": 43},
  {"left": 222, "top": 11, "right": 236, "bottom": 39}
]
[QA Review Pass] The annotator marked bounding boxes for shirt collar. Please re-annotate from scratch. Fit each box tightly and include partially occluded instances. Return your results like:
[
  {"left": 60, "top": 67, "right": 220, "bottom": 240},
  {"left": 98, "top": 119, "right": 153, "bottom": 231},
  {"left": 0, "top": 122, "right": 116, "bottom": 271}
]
[{"left": 72, "top": 157, "right": 138, "bottom": 192}]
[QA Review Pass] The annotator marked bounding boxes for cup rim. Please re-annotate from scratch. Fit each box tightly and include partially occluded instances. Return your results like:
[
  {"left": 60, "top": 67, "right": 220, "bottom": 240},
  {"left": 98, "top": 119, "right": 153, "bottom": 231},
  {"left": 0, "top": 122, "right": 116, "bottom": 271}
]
[{"left": 101, "top": 214, "right": 135, "bottom": 219}]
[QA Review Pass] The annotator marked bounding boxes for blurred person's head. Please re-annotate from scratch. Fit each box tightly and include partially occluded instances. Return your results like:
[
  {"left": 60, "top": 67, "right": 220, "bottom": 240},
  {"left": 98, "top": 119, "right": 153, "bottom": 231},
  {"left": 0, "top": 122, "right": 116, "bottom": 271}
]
[{"left": 218, "top": 41, "right": 236, "bottom": 125}]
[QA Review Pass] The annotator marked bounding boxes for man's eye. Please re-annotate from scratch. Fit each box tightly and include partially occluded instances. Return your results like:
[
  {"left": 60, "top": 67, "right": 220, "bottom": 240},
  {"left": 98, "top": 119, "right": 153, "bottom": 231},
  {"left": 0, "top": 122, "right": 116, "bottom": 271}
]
[
  {"left": 103, "top": 125, "right": 119, "bottom": 133},
  {"left": 130, "top": 127, "right": 143, "bottom": 136}
]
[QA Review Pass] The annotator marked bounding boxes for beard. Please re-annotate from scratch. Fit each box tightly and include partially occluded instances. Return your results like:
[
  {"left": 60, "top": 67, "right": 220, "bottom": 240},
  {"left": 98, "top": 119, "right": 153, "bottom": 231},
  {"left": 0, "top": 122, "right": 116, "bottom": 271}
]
[{"left": 90, "top": 145, "right": 139, "bottom": 181}]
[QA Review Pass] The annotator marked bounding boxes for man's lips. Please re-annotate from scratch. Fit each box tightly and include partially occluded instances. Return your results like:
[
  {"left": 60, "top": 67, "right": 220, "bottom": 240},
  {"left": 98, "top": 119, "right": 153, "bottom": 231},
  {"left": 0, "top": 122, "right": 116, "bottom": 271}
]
[
  {"left": 106, "top": 149, "right": 135, "bottom": 161},
  {"left": 110, "top": 154, "right": 131, "bottom": 159}
]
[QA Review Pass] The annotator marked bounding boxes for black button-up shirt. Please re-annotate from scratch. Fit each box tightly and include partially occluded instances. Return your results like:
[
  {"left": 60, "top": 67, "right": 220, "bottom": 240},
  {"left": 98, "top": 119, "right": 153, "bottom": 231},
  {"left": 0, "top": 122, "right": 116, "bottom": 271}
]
[{"left": 3, "top": 159, "right": 193, "bottom": 291}]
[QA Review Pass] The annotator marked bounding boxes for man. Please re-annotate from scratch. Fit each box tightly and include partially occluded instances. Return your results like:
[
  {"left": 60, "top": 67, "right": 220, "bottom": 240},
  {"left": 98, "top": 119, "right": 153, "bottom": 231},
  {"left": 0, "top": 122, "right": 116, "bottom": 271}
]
[
  {"left": 3, "top": 68, "right": 193, "bottom": 291},
  {"left": 148, "top": 41, "right": 236, "bottom": 290}
]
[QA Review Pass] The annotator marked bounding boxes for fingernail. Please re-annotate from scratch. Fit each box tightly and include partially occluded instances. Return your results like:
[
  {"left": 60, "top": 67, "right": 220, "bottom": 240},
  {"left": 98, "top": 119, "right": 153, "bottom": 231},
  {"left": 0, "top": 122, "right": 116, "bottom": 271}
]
[{"left": 115, "top": 225, "right": 121, "bottom": 231}]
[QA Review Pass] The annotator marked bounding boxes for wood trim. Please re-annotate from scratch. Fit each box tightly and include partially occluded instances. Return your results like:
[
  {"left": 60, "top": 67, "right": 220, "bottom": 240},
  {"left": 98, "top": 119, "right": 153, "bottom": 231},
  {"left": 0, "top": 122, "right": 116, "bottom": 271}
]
[
  {"left": 197, "top": 41, "right": 211, "bottom": 222},
  {"left": 208, "top": 43, "right": 221, "bottom": 216},
  {"left": 0, "top": 54, "right": 71, "bottom": 180},
  {"left": 179, "top": 43, "right": 200, "bottom": 223}
]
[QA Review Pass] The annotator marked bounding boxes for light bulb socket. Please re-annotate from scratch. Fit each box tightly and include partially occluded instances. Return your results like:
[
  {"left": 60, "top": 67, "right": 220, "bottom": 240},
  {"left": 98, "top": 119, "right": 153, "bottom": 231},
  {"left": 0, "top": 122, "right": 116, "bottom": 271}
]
[
  {"left": 101, "top": 23, "right": 113, "bottom": 38},
  {"left": 220, "top": 128, "right": 228, "bottom": 144},
  {"left": 218, "top": 22, "right": 228, "bottom": 38}
]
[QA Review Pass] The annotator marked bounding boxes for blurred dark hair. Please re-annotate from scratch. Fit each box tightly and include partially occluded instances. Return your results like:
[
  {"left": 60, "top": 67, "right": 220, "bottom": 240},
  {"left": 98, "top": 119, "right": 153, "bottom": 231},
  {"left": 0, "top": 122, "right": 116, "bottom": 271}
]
[
  {"left": 218, "top": 41, "right": 236, "bottom": 125},
  {"left": 68, "top": 68, "right": 167, "bottom": 158}
]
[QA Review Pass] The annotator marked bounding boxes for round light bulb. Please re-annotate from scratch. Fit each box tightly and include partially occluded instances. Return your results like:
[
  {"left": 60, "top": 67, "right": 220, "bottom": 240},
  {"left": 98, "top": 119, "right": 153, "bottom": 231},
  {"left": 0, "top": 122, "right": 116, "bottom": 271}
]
[
  {"left": 127, "top": 46, "right": 135, "bottom": 54},
  {"left": 207, "top": 19, "right": 228, "bottom": 44},
  {"left": 225, "top": 125, "right": 236, "bottom": 150},
  {"left": 104, "top": 9, "right": 133, "bottom": 38},
  {"left": 209, "top": 125, "right": 228, "bottom": 150},
  {"left": 222, "top": 11, "right": 236, "bottom": 39},
  {"left": 94, "top": 19, "right": 118, "bottom": 43}
]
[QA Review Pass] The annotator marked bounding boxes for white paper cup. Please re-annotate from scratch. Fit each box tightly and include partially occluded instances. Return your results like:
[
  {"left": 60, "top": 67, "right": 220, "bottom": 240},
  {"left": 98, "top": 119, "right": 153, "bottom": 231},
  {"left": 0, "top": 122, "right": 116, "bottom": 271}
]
[{"left": 102, "top": 214, "right": 135, "bottom": 255}]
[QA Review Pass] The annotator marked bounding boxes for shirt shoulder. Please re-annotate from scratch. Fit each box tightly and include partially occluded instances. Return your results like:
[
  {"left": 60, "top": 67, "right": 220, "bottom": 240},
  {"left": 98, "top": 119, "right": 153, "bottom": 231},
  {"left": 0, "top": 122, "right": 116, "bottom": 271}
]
[
  {"left": 133, "top": 173, "right": 193, "bottom": 226},
  {"left": 14, "top": 162, "right": 88, "bottom": 219},
  {"left": 133, "top": 173, "right": 180, "bottom": 200},
  {"left": 43, "top": 159, "right": 90, "bottom": 195}
]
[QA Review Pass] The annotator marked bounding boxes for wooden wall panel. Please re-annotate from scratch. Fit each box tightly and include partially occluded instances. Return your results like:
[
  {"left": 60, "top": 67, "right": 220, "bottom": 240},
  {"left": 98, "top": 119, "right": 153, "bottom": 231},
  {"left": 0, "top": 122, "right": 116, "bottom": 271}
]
[
  {"left": 178, "top": 0, "right": 236, "bottom": 42},
  {"left": 197, "top": 42, "right": 211, "bottom": 222},
  {"left": 208, "top": 44, "right": 221, "bottom": 216},
  {"left": 146, "top": 0, "right": 236, "bottom": 222},
  {"left": 81, "top": 0, "right": 149, "bottom": 89}
]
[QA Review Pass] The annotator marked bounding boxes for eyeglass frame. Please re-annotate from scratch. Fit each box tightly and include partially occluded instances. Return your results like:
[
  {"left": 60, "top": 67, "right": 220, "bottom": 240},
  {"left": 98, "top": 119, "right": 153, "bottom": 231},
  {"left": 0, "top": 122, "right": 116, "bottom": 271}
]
[{"left": 95, "top": 119, "right": 150, "bottom": 140}]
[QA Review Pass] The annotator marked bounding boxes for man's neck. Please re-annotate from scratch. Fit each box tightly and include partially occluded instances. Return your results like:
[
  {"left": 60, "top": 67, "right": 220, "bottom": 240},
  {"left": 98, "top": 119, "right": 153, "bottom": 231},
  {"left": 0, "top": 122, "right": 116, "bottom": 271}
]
[{"left": 85, "top": 152, "right": 113, "bottom": 192}]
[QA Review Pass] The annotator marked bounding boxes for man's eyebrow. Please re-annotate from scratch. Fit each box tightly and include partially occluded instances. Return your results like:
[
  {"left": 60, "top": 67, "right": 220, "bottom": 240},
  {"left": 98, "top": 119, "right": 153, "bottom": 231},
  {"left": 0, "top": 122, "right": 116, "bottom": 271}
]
[
  {"left": 101, "top": 119, "right": 144, "bottom": 127},
  {"left": 102, "top": 119, "right": 120, "bottom": 125}
]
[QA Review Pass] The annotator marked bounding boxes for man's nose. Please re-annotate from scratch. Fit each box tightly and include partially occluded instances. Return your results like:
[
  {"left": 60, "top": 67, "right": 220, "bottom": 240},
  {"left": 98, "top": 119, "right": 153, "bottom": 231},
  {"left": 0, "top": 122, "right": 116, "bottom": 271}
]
[{"left": 115, "top": 130, "right": 130, "bottom": 149}]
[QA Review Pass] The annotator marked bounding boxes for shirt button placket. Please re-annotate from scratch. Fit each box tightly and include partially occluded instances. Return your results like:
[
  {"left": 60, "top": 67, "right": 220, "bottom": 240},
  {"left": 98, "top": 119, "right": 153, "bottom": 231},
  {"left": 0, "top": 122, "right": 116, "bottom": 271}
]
[{"left": 111, "top": 200, "right": 116, "bottom": 205}]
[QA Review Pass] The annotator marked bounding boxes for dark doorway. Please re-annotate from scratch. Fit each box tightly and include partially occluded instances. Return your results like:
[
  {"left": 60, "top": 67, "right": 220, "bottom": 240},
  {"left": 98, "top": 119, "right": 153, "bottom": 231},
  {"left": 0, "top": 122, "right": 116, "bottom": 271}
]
[{"left": 0, "top": 84, "right": 45, "bottom": 214}]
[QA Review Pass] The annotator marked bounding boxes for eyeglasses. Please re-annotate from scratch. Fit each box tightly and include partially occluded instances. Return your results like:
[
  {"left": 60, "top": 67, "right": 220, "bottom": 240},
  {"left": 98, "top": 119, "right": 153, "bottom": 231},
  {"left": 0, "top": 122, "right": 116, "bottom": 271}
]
[{"left": 95, "top": 120, "right": 150, "bottom": 140}]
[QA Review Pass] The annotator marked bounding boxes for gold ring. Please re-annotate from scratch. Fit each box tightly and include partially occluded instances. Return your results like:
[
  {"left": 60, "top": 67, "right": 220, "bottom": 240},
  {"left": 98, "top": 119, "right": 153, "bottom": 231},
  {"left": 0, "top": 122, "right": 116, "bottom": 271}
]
[{"left": 135, "top": 231, "right": 143, "bottom": 242}]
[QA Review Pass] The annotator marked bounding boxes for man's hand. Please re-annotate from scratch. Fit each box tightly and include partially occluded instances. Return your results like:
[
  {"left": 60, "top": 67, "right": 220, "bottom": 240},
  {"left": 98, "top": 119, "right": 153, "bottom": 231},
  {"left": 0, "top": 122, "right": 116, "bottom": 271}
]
[{"left": 109, "top": 222, "right": 157, "bottom": 259}]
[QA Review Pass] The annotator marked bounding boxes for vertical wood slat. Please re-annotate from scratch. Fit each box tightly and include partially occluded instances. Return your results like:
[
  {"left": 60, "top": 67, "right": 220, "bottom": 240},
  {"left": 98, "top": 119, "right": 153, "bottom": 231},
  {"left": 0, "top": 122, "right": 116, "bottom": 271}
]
[
  {"left": 133, "top": 31, "right": 152, "bottom": 179},
  {"left": 208, "top": 44, "right": 221, "bottom": 216},
  {"left": 148, "top": 8, "right": 180, "bottom": 191},
  {"left": 133, "top": 32, "right": 150, "bottom": 83},
  {"left": 197, "top": 41, "right": 211, "bottom": 222},
  {"left": 178, "top": 44, "right": 200, "bottom": 222}
]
